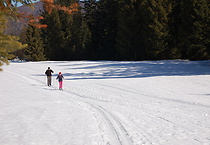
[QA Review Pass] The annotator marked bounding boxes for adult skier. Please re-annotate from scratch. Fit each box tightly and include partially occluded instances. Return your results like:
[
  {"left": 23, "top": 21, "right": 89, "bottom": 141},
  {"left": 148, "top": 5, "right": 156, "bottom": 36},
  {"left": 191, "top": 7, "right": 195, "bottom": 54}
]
[
  {"left": 45, "top": 67, "right": 54, "bottom": 86},
  {"left": 56, "top": 72, "right": 64, "bottom": 90}
]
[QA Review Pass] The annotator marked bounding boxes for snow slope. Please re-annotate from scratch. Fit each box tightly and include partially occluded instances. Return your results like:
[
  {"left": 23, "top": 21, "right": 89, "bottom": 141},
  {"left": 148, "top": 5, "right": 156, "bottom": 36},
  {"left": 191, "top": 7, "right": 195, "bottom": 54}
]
[{"left": 0, "top": 60, "right": 210, "bottom": 145}]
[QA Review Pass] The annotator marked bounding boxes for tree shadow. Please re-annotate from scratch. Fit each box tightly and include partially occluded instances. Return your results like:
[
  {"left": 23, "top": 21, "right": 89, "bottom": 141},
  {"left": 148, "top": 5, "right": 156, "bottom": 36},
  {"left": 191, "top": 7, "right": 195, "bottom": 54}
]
[{"left": 57, "top": 60, "right": 210, "bottom": 80}]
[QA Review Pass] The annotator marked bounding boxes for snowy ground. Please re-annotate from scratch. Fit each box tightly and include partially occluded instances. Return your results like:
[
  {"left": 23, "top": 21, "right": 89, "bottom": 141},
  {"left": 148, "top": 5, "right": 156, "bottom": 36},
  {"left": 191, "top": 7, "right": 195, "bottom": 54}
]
[{"left": 0, "top": 60, "right": 210, "bottom": 145}]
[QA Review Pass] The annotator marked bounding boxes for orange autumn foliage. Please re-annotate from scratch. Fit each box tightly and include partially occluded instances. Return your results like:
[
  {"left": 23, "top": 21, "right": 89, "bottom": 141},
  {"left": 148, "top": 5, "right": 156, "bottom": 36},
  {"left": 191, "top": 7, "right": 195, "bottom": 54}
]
[
  {"left": 42, "top": 0, "right": 79, "bottom": 14},
  {"left": 29, "top": 1, "right": 79, "bottom": 28},
  {"left": 1, "top": 0, "right": 79, "bottom": 29}
]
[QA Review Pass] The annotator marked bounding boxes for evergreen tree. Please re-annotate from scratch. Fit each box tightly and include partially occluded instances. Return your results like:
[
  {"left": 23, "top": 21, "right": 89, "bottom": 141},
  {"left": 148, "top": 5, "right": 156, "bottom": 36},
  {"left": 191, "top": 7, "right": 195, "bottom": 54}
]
[
  {"left": 80, "top": 16, "right": 92, "bottom": 60},
  {"left": 169, "top": 0, "right": 210, "bottom": 60},
  {"left": 143, "top": 0, "right": 172, "bottom": 60},
  {"left": 167, "top": 0, "right": 182, "bottom": 59},
  {"left": 41, "top": 8, "right": 65, "bottom": 60},
  {"left": 187, "top": 0, "right": 210, "bottom": 60},
  {"left": 41, "top": 0, "right": 87, "bottom": 60},
  {"left": 117, "top": 0, "right": 135, "bottom": 60},
  {"left": 176, "top": 0, "right": 194, "bottom": 59},
  {"left": 169, "top": 0, "right": 192, "bottom": 59},
  {"left": 95, "top": 0, "right": 118, "bottom": 60},
  {"left": 83, "top": 0, "right": 100, "bottom": 60},
  {"left": 0, "top": 30, "right": 27, "bottom": 70},
  {"left": 58, "top": 0, "right": 88, "bottom": 60},
  {"left": 24, "top": 25, "right": 46, "bottom": 61},
  {"left": 117, "top": 0, "right": 146, "bottom": 60},
  {"left": 0, "top": 1, "right": 27, "bottom": 71},
  {"left": 64, "top": 3, "right": 87, "bottom": 60}
]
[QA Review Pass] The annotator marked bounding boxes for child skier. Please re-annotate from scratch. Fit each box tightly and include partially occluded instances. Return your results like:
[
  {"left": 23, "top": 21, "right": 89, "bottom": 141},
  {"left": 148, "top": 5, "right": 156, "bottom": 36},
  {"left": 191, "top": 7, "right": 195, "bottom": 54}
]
[{"left": 56, "top": 72, "right": 64, "bottom": 90}]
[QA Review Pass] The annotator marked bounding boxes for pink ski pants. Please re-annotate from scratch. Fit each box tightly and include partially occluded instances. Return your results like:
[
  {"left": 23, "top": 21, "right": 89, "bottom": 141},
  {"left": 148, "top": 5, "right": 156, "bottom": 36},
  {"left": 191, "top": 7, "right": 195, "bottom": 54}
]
[{"left": 59, "top": 81, "right": 63, "bottom": 89}]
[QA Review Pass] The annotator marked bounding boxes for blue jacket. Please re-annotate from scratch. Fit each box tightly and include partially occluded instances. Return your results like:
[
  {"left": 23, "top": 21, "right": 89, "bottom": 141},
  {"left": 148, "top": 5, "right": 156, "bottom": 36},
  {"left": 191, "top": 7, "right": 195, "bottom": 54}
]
[{"left": 56, "top": 74, "right": 64, "bottom": 82}]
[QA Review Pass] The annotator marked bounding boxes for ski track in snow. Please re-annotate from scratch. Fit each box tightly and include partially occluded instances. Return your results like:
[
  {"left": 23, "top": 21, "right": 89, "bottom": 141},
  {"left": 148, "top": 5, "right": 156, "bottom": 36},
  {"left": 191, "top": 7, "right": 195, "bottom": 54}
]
[
  {"left": 1, "top": 61, "right": 210, "bottom": 145},
  {"left": 1, "top": 63, "right": 133, "bottom": 145}
]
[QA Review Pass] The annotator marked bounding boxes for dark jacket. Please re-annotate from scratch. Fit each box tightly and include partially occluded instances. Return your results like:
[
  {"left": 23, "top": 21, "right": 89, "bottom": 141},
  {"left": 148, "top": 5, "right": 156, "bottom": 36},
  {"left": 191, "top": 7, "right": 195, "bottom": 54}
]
[
  {"left": 45, "top": 69, "right": 54, "bottom": 76},
  {"left": 56, "top": 74, "right": 64, "bottom": 82}
]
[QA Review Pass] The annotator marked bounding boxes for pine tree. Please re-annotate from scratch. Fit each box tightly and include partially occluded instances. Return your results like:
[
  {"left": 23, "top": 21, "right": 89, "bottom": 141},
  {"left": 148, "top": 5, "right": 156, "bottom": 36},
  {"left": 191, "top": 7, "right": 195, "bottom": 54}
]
[
  {"left": 95, "top": 0, "right": 118, "bottom": 60},
  {"left": 80, "top": 9, "right": 92, "bottom": 60},
  {"left": 0, "top": 13, "right": 27, "bottom": 71},
  {"left": 0, "top": 1, "right": 28, "bottom": 71},
  {"left": 117, "top": 0, "right": 147, "bottom": 60},
  {"left": 24, "top": 24, "right": 46, "bottom": 61},
  {"left": 63, "top": 1, "right": 88, "bottom": 60},
  {"left": 41, "top": 8, "right": 65, "bottom": 60},
  {"left": 187, "top": 0, "right": 210, "bottom": 60},
  {"left": 143, "top": 0, "right": 172, "bottom": 60},
  {"left": 83, "top": 0, "right": 100, "bottom": 60},
  {"left": 41, "top": 0, "right": 86, "bottom": 60},
  {"left": 176, "top": 0, "right": 195, "bottom": 59},
  {"left": 167, "top": 0, "right": 182, "bottom": 59},
  {"left": 169, "top": 0, "right": 210, "bottom": 60}
]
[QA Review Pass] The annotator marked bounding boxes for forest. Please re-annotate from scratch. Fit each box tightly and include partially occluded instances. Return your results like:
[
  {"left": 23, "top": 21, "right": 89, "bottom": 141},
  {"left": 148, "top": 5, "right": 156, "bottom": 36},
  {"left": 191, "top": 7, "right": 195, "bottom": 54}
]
[{"left": 13, "top": 0, "right": 210, "bottom": 61}]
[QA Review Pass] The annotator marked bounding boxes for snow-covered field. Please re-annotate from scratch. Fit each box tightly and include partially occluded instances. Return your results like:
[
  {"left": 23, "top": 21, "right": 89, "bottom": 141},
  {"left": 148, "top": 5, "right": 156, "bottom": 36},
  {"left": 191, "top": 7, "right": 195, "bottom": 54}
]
[{"left": 0, "top": 60, "right": 210, "bottom": 145}]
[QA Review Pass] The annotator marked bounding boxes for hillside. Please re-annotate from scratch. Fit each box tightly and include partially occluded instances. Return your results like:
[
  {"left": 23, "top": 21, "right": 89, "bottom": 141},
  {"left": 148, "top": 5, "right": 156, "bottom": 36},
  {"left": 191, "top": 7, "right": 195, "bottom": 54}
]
[{"left": 5, "top": 2, "right": 44, "bottom": 36}]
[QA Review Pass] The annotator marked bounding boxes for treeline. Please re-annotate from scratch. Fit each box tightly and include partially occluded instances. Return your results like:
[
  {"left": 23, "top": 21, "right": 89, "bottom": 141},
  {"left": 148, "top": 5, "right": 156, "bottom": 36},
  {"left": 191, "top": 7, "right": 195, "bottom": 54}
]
[{"left": 21, "top": 0, "right": 210, "bottom": 61}]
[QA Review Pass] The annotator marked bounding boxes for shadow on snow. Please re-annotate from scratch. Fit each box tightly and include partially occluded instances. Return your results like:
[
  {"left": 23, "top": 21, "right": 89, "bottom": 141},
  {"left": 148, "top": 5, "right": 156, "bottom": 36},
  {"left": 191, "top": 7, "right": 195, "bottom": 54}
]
[
  {"left": 61, "top": 60, "right": 210, "bottom": 80},
  {"left": 32, "top": 60, "right": 210, "bottom": 80}
]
